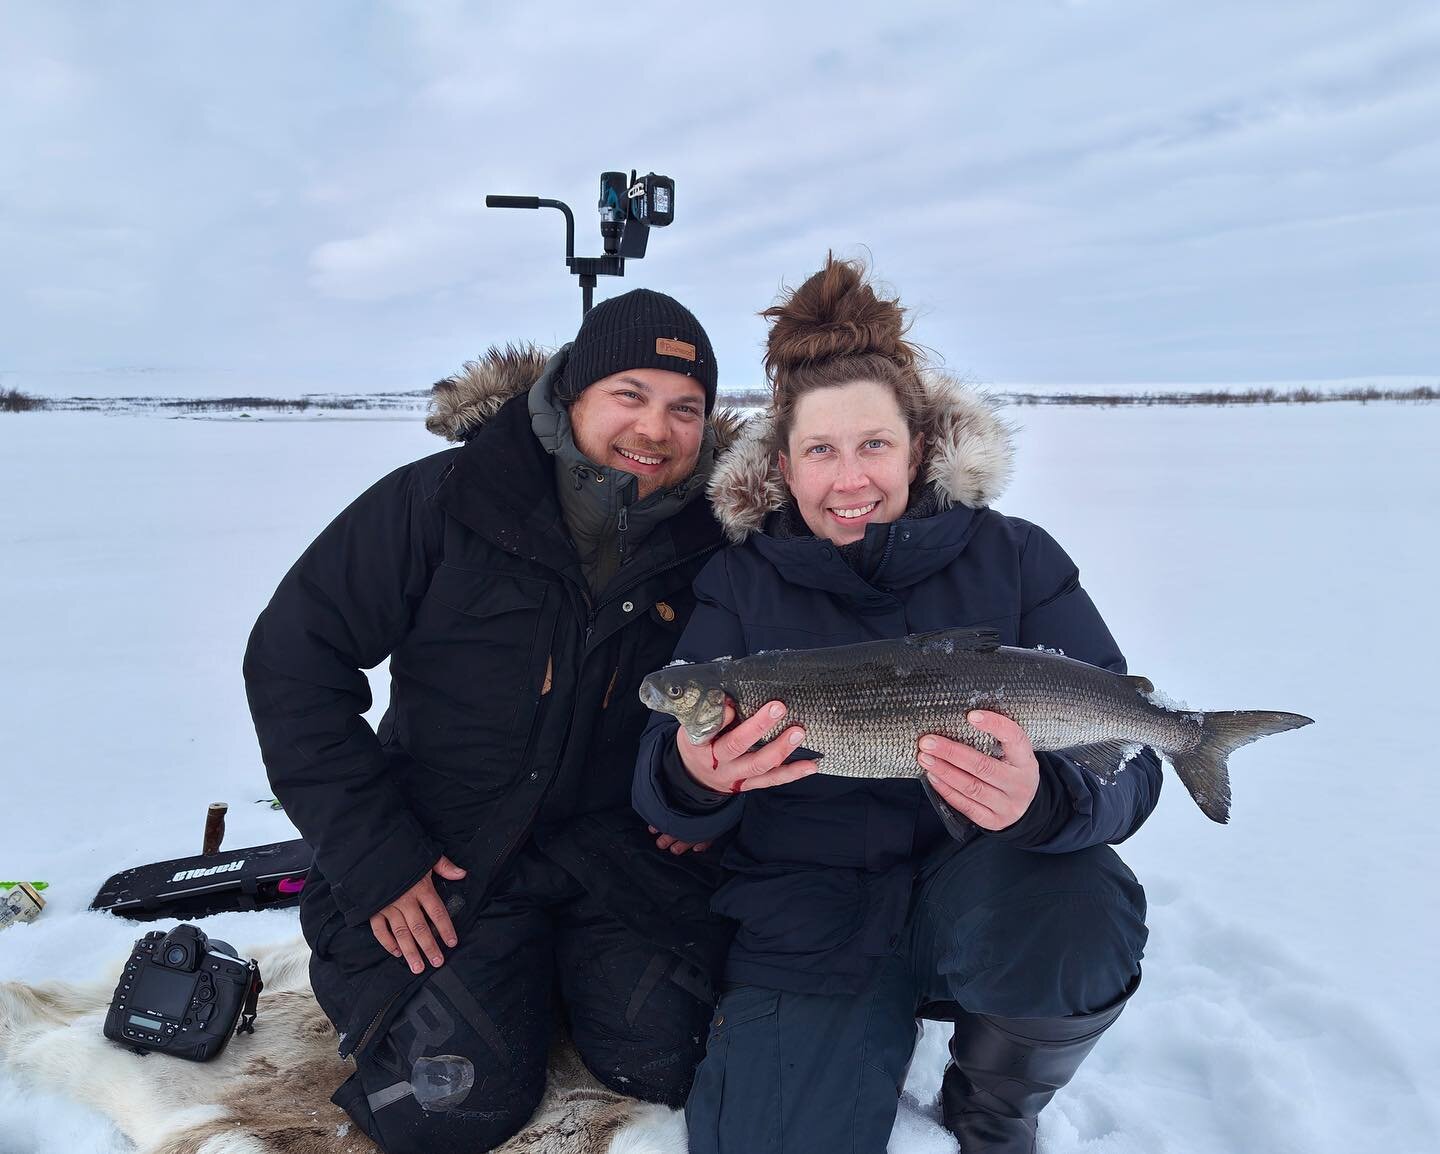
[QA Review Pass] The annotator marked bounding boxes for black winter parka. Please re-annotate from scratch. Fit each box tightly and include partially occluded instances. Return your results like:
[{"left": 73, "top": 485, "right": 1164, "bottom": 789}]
[{"left": 244, "top": 350, "right": 735, "bottom": 973}]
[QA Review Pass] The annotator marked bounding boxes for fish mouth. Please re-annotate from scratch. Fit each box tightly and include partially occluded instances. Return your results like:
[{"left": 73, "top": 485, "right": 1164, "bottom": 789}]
[{"left": 638, "top": 677, "right": 669, "bottom": 711}]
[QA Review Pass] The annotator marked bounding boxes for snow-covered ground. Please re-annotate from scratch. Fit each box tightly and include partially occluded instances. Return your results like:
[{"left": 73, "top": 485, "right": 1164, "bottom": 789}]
[{"left": 1, "top": 402, "right": 1437, "bottom": 1152}]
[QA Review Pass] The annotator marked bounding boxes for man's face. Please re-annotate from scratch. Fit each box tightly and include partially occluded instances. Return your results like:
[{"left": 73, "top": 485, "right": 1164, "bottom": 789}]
[{"left": 569, "top": 368, "right": 708, "bottom": 500}]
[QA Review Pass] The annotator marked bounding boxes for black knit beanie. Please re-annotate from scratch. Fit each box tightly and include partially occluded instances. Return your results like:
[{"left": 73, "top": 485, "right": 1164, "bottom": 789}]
[{"left": 556, "top": 288, "right": 718, "bottom": 413}]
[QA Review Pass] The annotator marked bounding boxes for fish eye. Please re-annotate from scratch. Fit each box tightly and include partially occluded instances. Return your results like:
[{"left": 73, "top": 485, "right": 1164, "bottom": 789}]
[{"left": 666, "top": 684, "right": 683, "bottom": 699}]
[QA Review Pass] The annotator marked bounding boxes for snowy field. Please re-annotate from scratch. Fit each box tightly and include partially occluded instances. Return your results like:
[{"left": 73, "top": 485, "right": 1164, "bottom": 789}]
[{"left": 1, "top": 402, "right": 1438, "bottom": 1152}]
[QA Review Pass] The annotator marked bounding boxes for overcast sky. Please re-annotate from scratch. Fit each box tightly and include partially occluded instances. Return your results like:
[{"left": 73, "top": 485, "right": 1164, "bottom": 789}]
[{"left": 3, "top": 0, "right": 1437, "bottom": 395}]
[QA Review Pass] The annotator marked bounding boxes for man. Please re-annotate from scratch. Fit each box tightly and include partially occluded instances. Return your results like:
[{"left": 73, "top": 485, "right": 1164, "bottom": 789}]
[{"left": 244, "top": 290, "right": 738, "bottom": 1153}]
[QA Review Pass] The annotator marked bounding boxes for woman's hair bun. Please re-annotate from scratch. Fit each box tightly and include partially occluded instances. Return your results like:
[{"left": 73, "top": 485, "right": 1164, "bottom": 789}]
[{"left": 762, "top": 254, "right": 915, "bottom": 379}]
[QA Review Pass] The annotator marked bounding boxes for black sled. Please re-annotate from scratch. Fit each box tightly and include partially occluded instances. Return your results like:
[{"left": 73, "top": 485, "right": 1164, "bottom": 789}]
[{"left": 90, "top": 839, "right": 312, "bottom": 922}]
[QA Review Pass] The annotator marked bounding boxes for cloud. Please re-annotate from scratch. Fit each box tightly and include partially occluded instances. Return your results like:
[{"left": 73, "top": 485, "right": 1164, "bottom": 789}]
[{"left": 2, "top": 0, "right": 1437, "bottom": 389}]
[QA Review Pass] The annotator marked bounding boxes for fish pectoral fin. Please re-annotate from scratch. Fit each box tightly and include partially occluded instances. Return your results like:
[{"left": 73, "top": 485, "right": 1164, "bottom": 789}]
[
  {"left": 906, "top": 627, "right": 1002, "bottom": 655},
  {"left": 1059, "top": 740, "right": 1147, "bottom": 784},
  {"left": 922, "top": 778, "right": 981, "bottom": 845}
]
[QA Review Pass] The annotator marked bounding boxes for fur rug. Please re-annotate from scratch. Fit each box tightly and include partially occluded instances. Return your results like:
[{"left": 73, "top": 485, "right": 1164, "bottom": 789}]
[{"left": 0, "top": 937, "right": 686, "bottom": 1154}]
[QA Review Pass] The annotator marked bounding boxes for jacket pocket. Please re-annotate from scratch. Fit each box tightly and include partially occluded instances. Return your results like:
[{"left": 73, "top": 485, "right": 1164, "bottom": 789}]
[
  {"left": 394, "top": 566, "right": 558, "bottom": 771},
  {"left": 689, "top": 988, "right": 782, "bottom": 1154}
]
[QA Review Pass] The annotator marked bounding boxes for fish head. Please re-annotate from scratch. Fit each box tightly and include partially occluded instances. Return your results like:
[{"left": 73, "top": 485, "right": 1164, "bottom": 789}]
[{"left": 638, "top": 663, "right": 729, "bottom": 744}]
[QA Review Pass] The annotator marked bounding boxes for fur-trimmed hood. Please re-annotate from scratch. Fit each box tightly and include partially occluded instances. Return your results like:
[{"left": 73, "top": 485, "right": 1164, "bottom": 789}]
[
  {"left": 426, "top": 342, "right": 747, "bottom": 449},
  {"left": 707, "top": 372, "right": 1015, "bottom": 543},
  {"left": 426, "top": 342, "right": 554, "bottom": 441}
]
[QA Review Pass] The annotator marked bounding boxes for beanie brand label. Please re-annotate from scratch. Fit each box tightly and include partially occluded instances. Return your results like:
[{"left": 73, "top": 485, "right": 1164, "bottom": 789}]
[{"left": 655, "top": 338, "right": 697, "bottom": 362}]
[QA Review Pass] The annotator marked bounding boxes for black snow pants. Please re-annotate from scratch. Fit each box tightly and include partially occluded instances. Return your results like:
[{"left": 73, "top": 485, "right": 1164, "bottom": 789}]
[
  {"left": 685, "top": 836, "right": 1148, "bottom": 1154},
  {"left": 310, "top": 846, "right": 714, "bottom": 1154}
]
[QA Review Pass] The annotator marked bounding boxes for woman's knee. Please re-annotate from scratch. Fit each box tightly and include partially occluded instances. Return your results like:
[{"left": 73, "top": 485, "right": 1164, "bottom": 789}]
[{"left": 927, "top": 845, "right": 1148, "bottom": 1017}]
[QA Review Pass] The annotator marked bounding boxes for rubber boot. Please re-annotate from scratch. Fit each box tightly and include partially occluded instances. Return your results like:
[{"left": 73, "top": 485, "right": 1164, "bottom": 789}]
[{"left": 940, "top": 976, "right": 1138, "bottom": 1153}]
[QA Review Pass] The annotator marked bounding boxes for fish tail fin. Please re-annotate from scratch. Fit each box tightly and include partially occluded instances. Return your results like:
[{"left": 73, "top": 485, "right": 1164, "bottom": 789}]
[{"left": 1172, "top": 710, "right": 1313, "bottom": 824}]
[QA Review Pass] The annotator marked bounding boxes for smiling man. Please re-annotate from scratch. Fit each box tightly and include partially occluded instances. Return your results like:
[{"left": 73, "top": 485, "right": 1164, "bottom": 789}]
[{"left": 244, "top": 290, "right": 738, "bottom": 1153}]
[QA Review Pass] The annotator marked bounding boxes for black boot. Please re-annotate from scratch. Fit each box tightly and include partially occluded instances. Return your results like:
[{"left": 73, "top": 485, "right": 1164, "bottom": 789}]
[{"left": 940, "top": 975, "right": 1138, "bottom": 1153}]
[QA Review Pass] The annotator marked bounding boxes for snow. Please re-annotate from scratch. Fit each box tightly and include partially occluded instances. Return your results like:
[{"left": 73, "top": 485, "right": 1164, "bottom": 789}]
[{"left": 2, "top": 402, "right": 1438, "bottom": 1151}]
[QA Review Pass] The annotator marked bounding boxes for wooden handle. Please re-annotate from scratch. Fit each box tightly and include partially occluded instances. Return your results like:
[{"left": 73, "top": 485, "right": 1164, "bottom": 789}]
[{"left": 202, "top": 802, "right": 229, "bottom": 856}]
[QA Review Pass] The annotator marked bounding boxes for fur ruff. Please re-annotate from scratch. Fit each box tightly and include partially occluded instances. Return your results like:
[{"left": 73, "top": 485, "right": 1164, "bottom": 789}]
[
  {"left": 426, "top": 342, "right": 747, "bottom": 452},
  {"left": 0, "top": 937, "right": 684, "bottom": 1154},
  {"left": 707, "top": 371, "right": 1016, "bottom": 543}
]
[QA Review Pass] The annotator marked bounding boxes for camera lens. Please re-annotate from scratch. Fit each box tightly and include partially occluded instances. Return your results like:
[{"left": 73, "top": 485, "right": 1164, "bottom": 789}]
[{"left": 165, "top": 945, "right": 187, "bottom": 966}]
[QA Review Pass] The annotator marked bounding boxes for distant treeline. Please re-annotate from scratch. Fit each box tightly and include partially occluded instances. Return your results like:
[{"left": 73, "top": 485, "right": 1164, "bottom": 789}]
[
  {"left": 721, "top": 385, "right": 1439, "bottom": 408},
  {"left": 997, "top": 385, "right": 1440, "bottom": 407},
  {"left": 2, "top": 390, "right": 429, "bottom": 414},
  {"left": 4, "top": 384, "right": 1436, "bottom": 414}
]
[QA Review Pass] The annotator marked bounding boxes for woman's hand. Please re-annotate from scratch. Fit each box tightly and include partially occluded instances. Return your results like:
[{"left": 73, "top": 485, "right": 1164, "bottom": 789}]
[
  {"left": 676, "top": 699, "right": 820, "bottom": 794},
  {"left": 918, "top": 710, "right": 1040, "bottom": 831}
]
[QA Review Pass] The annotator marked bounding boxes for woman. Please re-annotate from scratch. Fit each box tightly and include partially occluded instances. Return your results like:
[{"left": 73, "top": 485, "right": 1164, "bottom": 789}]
[{"left": 632, "top": 257, "right": 1160, "bottom": 1153}]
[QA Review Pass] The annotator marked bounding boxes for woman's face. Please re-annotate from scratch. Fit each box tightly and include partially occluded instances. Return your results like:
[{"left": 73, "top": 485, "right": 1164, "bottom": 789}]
[{"left": 779, "top": 380, "right": 922, "bottom": 545}]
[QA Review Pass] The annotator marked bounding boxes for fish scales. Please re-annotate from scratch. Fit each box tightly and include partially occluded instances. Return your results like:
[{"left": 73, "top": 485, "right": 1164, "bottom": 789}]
[
  {"left": 638, "top": 627, "right": 1313, "bottom": 823},
  {"left": 722, "top": 642, "right": 1189, "bottom": 777}
]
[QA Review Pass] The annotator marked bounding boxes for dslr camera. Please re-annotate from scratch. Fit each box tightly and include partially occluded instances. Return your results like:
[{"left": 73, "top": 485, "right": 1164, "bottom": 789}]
[{"left": 104, "top": 923, "right": 262, "bottom": 1061}]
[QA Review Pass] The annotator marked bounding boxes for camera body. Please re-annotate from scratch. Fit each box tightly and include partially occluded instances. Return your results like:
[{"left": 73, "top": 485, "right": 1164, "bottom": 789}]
[{"left": 104, "top": 923, "right": 261, "bottom": 1061}]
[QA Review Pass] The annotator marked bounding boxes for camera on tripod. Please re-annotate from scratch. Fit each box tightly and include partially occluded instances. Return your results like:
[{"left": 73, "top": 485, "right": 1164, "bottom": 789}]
[
  {"left": 104, "top": 923, "right": 261, "bottom": 1061},
  {"left": 486, "top": 170, "right": 676, "bottom": 315}
]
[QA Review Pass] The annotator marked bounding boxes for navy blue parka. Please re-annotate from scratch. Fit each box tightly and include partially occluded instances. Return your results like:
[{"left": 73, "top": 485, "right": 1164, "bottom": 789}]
[{"left": 632, "top": 383, "right": 1163, "bottom": 996}]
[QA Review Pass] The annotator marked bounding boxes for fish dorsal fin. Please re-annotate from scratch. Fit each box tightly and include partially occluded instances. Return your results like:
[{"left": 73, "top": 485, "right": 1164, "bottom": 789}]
[
  {"left": 906, "top": 627, "right": 1002, "bottom": 656},
  {"left": 1126, "top": 674, "right": 1155, "bottom": 695},
  {"left": 1062, "top": 740, "right": 1149, "bottom": 784}
]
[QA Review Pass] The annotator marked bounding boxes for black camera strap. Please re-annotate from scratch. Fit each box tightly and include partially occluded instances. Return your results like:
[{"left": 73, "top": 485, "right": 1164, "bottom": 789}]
[{"left": 236, "top": 959, "right": 262, "bottom": 1035}]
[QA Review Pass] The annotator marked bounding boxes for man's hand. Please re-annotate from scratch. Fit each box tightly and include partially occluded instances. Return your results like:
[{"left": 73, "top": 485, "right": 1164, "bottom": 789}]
[
  {"left": 647, "top": 826, "right": 711, "bottom": 855},
  {"left": 370, "top": 854, "right": 467, "bottom": 974},
  {"left": 676, "top": 699, "right": 820, "bottom": 794},
  {"left": 918, "top": 710, "right": 1040, "bottom": 831}
]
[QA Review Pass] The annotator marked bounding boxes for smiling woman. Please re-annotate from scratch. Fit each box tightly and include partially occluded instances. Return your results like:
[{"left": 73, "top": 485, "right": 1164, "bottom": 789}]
[
  {"left": 633, "top": 255, "right": 1160, "bottom": 1154},
  {"left": 779, "top": 381, "right": 924, "bottom": 544}
]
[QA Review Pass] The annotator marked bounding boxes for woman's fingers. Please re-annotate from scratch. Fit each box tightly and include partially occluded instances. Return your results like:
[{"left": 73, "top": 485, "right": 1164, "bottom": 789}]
[
  {"left": 924, "top": 768, "right": 1004, "bottom": 828},
  {"left": 738, "top": 757, "right": 821, "bottom": 792},
  {"left": 716, "top": 700, "right": 788, "bottom": 761}
]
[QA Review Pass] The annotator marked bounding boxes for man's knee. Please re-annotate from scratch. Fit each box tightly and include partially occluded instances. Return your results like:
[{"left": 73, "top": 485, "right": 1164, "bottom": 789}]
[
  {"left": 335, "top": 968, "right": 551, "bottom": 1152},
  {"left": 569, "top": 957, "right": 712, "bottom": 1106},
  {"left": 582, "top": 1029, "right": 707, "bottom": 1107},
  {"left": 333, "top": 1063, "right": 545, "bottom": 1154}
]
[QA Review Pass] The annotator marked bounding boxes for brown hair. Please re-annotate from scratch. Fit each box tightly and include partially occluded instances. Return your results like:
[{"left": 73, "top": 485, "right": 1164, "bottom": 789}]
[{"left": 761, "top": 254, "right": 929, "bottom": 451}]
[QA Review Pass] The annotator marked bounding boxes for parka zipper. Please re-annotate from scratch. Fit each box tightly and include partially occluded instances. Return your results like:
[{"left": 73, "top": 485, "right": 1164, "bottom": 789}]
[
  {"left": 344, "top": 988, "right": 405, "bottom": 1059},
  {"left": 874, "top": 523, "right": 899, "bottom": 582}
]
